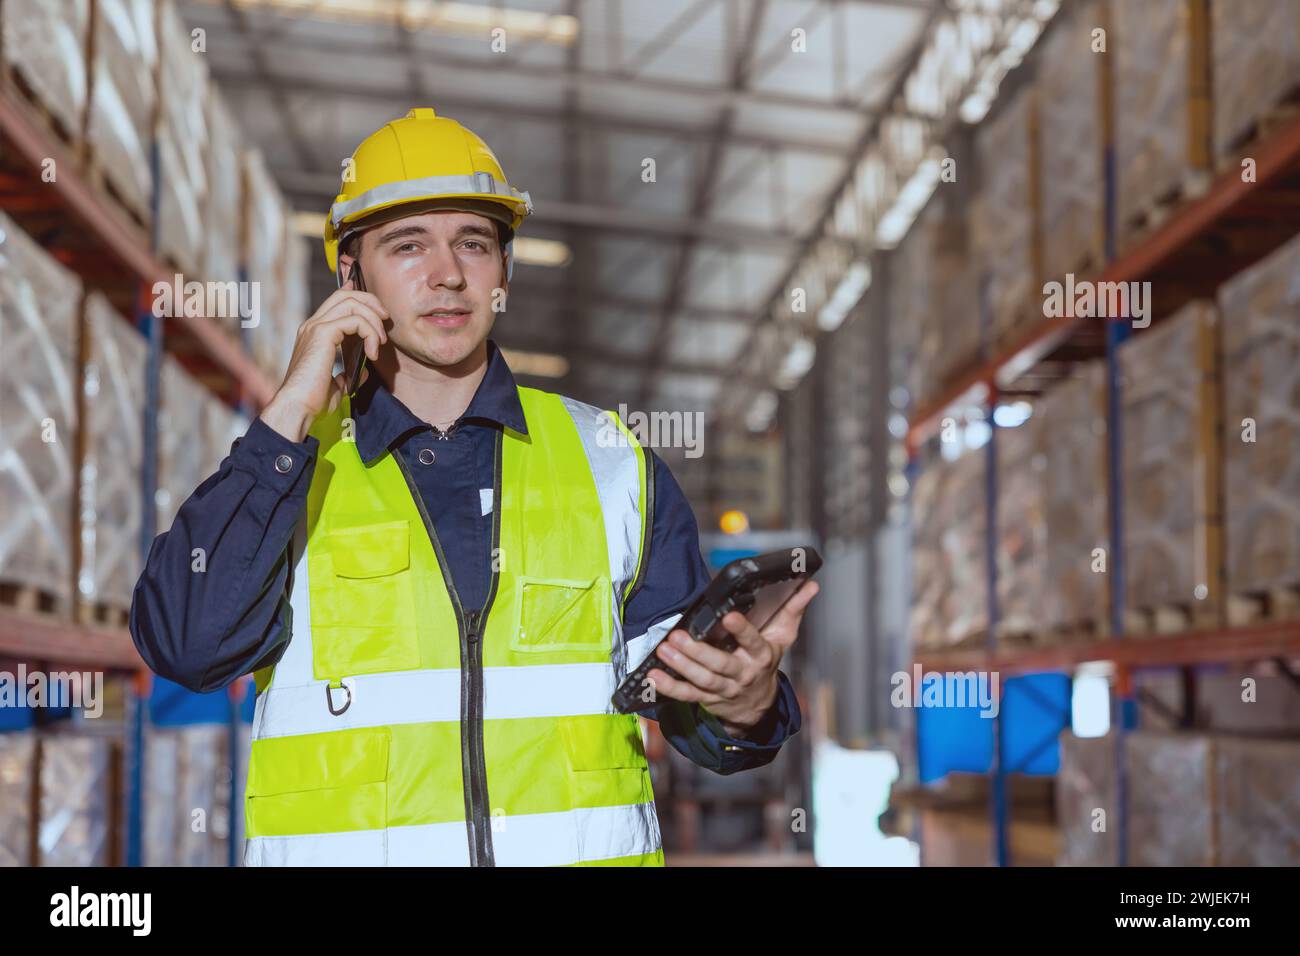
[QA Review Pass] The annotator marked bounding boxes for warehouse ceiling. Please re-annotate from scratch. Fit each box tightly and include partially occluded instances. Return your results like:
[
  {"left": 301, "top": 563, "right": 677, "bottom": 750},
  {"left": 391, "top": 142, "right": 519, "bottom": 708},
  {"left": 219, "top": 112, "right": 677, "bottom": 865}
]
[{"left": 183, "top": 0, "right": 941, "bottom": 417}]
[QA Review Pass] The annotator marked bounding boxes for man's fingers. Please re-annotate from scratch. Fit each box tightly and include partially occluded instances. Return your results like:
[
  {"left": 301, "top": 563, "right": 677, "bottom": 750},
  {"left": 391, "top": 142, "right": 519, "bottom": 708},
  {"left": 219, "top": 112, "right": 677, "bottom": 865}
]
[
  {"left": 644, "top": 669, "right": 708, "bottom": 705},
  {"left": 324, "top": 312, "right": 385, "bottom": 361},
  {"left": 654, "top": 641, "right": 734, "bottom": 695},
  {"left": 661, "top": 631, "right": 744, "bottom": 679},
  {"left": 765, "top": 580, "right": 820, "bottom": 636},
  {"left": 317, "top": 297, "right": 389, "bottom": 343},
  {"left": 720, "top": 610, "right": 770, "bottom": 659}
]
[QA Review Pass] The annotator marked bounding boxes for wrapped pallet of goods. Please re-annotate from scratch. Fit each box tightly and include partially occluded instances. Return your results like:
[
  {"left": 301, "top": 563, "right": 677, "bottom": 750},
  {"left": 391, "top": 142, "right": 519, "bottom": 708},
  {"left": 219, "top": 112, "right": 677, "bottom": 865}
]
[
  {"left": 1119, "top": 301, "right": 1223, "bottom": 634},
  {"left": 0, "top": 0, "right": 89, "bottom": 144},
  {"left": 243, "top": 148, "right": 289, "bottom": 380},
  {"left": 78, "top": 292, "right": 148, "bottom": 620},
  {"left": 0, "top": 732, "right": 36, "bottom": 865},
  {"left": 1211, "top": 0, "right": 1300, "bottom": 166},
  {"left": 890, "top": 189, "right": 976, "bottom": 408},
  {"left": 1055, "top": 731, "right": 1118, "bottom": 866},
  {"left": 1039, "top": 364, "right": 1109, "bottom": 638},
  {"left": 994, "top": 405, "right": 1047, "bottom": 643},
  {"left": 144, "top": 724, "right": 230, "bottom": 867},
  {"left": 156, "top": 355, "right": 214, "bottom": 534},
  {"left": 1124, "top": 731, "right": 1215, "bottom": 866},
  {"left": 1218, "top": 234, "right": 1300, "bottom": 623},
  {"left": 0, "top": 213, "right": 82, "bottom": 608},
  {"left": 972, "top": 81, "right": 1040, "bottom": 350},
  {"left": 1113, "top": 0, "right": 1212, "bottom": 251},
  {"left": 84, "top": 0, "right": 156, "bottom": 227},
  {"left": 203, "top": 88, "right": 244, "bottom": 286},
  {"left": 155, "top": 0, "right": 210, "bottom": 278},
  {"left": 1214, "top": 736, "right": 1300, "bottom": 866},
  {"left": 156, "top": 355, "right": 243, "bottom": 534},
  {"left": 275, "top": 232, "right": 312, "bottom": 379},
  {"left": 38, "top": 733, "right": 115, "bottom": 866},
  {"left": 1037, "top": 0, "right": 1105, "bottom": 281},
  {"left": 910, "top": 446, "right": 986, "bottom": 651}
]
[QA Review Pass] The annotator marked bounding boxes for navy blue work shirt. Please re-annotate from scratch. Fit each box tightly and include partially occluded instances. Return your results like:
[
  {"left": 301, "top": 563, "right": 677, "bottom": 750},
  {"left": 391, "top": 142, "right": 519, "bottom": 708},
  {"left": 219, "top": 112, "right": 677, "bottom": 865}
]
[{"left": 130, "top": 340, "right": 800, "bottom": 774}]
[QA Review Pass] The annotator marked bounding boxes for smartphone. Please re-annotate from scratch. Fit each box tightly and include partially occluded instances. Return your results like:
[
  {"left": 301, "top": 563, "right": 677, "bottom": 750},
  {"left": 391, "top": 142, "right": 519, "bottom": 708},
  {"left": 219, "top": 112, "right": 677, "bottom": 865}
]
[
  {"left": 611, "top": 546, "right": 823, "bottom": 715},
  {"left": 340, "top": 259, "right": 368, "bottom": 395}
]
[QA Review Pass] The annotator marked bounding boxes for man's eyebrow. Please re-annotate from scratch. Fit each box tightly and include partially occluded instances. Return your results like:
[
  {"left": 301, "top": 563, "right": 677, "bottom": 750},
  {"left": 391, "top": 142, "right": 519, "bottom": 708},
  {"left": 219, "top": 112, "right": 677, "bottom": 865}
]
[
  {"left": 375, "top": 224, "right": 430, "bottom": 246},
  {"left": 453, "top": 223, "right": 497, "bottom": 242},
  {"left": 374, "top": 222, "right": 497, "bottom": 246}
]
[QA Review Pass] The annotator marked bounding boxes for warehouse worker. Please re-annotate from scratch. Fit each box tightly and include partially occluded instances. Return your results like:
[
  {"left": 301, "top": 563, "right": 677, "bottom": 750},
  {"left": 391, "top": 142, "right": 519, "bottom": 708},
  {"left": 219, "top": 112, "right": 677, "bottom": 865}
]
[{"left": 130, "top": 108, "right": 817, "bottom": 866}]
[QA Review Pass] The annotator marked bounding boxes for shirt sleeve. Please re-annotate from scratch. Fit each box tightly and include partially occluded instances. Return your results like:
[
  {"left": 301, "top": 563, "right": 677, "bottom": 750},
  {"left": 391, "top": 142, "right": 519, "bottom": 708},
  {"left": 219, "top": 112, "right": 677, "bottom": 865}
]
[
  {"left": 129, "top": 416, "right": 317, "bottom": 692},
  {"left": 623, "top": 451, "right": 802, "bottom": 775}
]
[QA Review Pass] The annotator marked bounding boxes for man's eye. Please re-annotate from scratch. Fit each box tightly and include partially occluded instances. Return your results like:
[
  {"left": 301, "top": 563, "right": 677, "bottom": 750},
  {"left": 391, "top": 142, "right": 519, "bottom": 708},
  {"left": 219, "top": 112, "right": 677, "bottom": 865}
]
[
  {"left": 462, "top": 240, "right": 485, "bottom": 251},
  {"left": 397, "top": 242, "right": 419, "bottom": 253}
]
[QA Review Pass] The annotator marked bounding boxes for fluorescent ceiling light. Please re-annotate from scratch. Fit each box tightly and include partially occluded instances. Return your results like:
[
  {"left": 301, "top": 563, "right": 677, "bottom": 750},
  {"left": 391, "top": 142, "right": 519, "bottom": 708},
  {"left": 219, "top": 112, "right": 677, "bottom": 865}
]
[
  {"left": 217, "top": 0, "right": 579, "bottom": 44},
  {"left": 511, "top": 236, "right": 572, "bottom": 268},
  {"left": 817, "top": 260, "right": 872, "bottom": 332},
  {"left": 745, "top": 390, "right": 778, "bottom": 432},
  {"left": 291, "top": 211, "right": 325, "bottom": 239},
  {"left": 498, "top": 347, "right": 569, "bottom": 379}
]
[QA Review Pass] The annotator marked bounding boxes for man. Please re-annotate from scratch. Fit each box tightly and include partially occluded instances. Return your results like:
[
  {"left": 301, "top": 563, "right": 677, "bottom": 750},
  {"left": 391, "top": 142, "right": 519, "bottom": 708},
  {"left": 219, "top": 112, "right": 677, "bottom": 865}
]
[{"left": 131, "top": 108, "right": 818, "bottom": 867}]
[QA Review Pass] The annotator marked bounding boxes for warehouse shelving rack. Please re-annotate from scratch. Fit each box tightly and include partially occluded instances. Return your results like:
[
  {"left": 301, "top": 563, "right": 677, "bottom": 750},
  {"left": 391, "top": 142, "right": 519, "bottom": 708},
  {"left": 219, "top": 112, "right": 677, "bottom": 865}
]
[
  {"left": 903, "top": 108, "right": 1300, "bottom": 866},
  {"left": 0, "top": 82, "right": 276, "bottom": 865}
]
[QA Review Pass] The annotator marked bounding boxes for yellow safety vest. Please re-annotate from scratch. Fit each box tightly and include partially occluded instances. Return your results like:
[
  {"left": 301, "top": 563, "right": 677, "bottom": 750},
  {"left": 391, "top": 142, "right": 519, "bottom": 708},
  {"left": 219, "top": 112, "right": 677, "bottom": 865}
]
[{"left": 243, "top": 386, "right": 666, "bottom": 866}]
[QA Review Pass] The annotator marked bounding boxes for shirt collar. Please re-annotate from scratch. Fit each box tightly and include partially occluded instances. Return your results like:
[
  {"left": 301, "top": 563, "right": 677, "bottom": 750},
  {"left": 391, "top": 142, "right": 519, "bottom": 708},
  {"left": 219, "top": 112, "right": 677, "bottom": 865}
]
[{"left": 351, "top": 339, "right": 529, "bottom": 464}]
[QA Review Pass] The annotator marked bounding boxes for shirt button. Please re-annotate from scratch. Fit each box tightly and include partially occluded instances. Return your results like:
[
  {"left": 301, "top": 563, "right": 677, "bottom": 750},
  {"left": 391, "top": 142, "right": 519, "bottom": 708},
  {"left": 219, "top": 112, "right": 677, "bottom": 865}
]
[
  {"left": 418, "top": 448, "right": 436, "bottom": 465},
  {"left": 274, "top": 454, "right": 293, "bottom": 474}
]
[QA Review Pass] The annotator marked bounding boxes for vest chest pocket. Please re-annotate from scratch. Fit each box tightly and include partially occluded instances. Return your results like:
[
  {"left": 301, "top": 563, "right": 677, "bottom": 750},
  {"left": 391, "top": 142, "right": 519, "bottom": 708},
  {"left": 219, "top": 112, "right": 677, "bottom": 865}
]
[
  {"left": 511, "top": 576, "right": 612, "bottom": 657},
  {"left": 245, "top": 727, "right": 390, "bottom": 865},
  {"left": 311, "top": 520, "right": 421, "bottom": 679}
]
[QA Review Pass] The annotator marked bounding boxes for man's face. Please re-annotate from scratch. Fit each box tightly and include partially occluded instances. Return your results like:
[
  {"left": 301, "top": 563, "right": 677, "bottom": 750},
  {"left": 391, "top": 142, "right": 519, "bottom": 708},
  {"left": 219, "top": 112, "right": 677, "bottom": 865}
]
[{"left": 344, "top": 209, "right": 508, "bottom": 368}]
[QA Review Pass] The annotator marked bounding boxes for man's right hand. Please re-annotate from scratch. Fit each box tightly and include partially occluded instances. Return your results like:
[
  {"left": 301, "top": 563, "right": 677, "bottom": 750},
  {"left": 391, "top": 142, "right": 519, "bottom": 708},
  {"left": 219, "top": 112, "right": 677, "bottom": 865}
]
[{"left": 258, "top": 279, "right": 390, "bottom": 443}]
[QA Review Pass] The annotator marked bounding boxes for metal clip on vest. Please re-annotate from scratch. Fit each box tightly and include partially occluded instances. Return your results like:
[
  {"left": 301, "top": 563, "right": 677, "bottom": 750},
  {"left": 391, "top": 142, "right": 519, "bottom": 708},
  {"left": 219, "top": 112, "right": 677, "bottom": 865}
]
[{"left": 326, "top": 680, "right": 353, "bottom": 716}]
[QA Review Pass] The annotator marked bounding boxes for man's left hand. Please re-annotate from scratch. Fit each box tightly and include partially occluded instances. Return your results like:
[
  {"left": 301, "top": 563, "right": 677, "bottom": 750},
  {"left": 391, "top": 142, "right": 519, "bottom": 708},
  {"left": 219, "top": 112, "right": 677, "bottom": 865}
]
[{"left": 645, "top": 580, "right": 820, "bottom": 738}]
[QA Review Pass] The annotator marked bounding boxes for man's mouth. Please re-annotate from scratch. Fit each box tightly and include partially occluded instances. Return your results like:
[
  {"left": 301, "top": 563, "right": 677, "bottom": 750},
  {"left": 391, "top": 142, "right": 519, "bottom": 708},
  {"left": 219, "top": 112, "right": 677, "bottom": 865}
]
[{"left": 419, "top": 308, "right": 472, "bottom": 327}]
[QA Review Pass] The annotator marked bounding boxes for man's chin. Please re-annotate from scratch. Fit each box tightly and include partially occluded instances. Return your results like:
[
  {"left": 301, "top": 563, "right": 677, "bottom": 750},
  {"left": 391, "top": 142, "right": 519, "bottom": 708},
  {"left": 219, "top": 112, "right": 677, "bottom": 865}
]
[{"left": 400, "top": 328, "right": 489, "bottom": 369}]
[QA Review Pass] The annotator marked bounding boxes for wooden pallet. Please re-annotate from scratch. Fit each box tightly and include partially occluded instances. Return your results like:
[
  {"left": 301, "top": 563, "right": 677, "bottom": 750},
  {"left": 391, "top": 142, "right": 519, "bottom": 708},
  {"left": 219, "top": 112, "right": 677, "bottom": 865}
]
[
  {"left": 1123, "top": 600, "right": 1219, "bottom": 637},
  {"left": 1226, "top": 584, "right": 1300, "bottom": 628},
  {"left": 0, "top": 581, "right": 70, "bottom": 619},
  {"left": 74, "top": 600, "right": 129, "bottom": 630},
  {"left": 1217, "top": 96, "right": 1300, "bottom": 174},
  {"left": 1119, "top": 169, "right": 1214, "bottom": 253}
]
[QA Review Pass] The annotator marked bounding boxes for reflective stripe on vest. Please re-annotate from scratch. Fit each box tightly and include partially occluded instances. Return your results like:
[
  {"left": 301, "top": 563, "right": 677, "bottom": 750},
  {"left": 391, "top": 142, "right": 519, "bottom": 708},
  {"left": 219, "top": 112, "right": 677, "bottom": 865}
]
[{"left": 245, "top": 386, "right": 664, "bottom": 866}]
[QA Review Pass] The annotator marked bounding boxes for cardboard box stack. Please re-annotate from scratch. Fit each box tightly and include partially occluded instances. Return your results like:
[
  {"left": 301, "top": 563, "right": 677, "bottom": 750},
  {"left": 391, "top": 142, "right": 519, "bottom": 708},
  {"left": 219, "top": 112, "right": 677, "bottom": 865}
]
[
  {"left": 0, "top": 213, "right": 82, "bottom": 604},
  {"left": 1119, "top": 301, "right": 1221, "bottom": 631},
  {"left": 85, "top": 0, "right": 157, "bottom": 224},
  {"left": 972, "top": 82, "right": 1040, "bottom": 348},
  {"left": 155, "top": 0, "right": 211, "bottom": 277},
  {"left": 1218, "top": 234, "right": 1300, "bottom": 609},
  {"left": 1113, "top": 0, "right": 1211, "bottom": 249},
  {"left": 79, "top": 291, "right": 148, "bottom": 612},
  {"left": 911, "top": 447, "right": 987, "bottom": 650},
  {"left": 1211, "top": 0, "right": 1300, "bottom": 163}
]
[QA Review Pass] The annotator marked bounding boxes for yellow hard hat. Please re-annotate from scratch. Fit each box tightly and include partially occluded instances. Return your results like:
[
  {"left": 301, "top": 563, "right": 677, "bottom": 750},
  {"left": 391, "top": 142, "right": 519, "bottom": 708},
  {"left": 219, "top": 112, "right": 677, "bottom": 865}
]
[{"left": 323, "top": 107, "right": 533, "bottom": 276}]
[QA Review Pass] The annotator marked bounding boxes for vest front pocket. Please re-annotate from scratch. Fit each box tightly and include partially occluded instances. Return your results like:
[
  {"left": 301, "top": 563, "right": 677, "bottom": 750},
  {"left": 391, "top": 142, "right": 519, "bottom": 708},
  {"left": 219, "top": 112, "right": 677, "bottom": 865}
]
[
  {"left": 560, "top": 714, "right": 654, "bottom": 810},
  {"left": 245, "top": 727, "right": 390, "bottom": 865},
  {"left": 311, "top": 520, "right": 421, "bottom": 680},
  {"left": 511, "top": 575, "right": 612, "bottom": 657}
]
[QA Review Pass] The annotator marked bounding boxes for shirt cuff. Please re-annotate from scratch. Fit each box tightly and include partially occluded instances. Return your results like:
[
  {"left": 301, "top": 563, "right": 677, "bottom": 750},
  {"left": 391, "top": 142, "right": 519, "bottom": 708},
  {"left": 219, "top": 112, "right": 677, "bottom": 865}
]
[
  {"left": 232, "top": 416, "right": 320, "bottom": 492},
  {"left": 695, "top": 670, "right": 801, "bottom": 770}
]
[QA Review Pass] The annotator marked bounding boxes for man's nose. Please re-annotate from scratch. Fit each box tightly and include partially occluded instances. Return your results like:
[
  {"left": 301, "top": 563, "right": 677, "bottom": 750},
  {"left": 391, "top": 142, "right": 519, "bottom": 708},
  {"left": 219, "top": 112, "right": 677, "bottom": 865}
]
[{"left": 427, "top": 245, "right": 467, "bottom": 290}]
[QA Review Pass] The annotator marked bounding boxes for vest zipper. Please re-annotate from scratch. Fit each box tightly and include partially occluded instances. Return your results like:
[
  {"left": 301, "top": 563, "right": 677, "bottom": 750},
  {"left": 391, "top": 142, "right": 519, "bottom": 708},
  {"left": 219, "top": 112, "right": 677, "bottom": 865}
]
[{"left": 393, "top": 433, "right": 504, "bottom": 867}]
